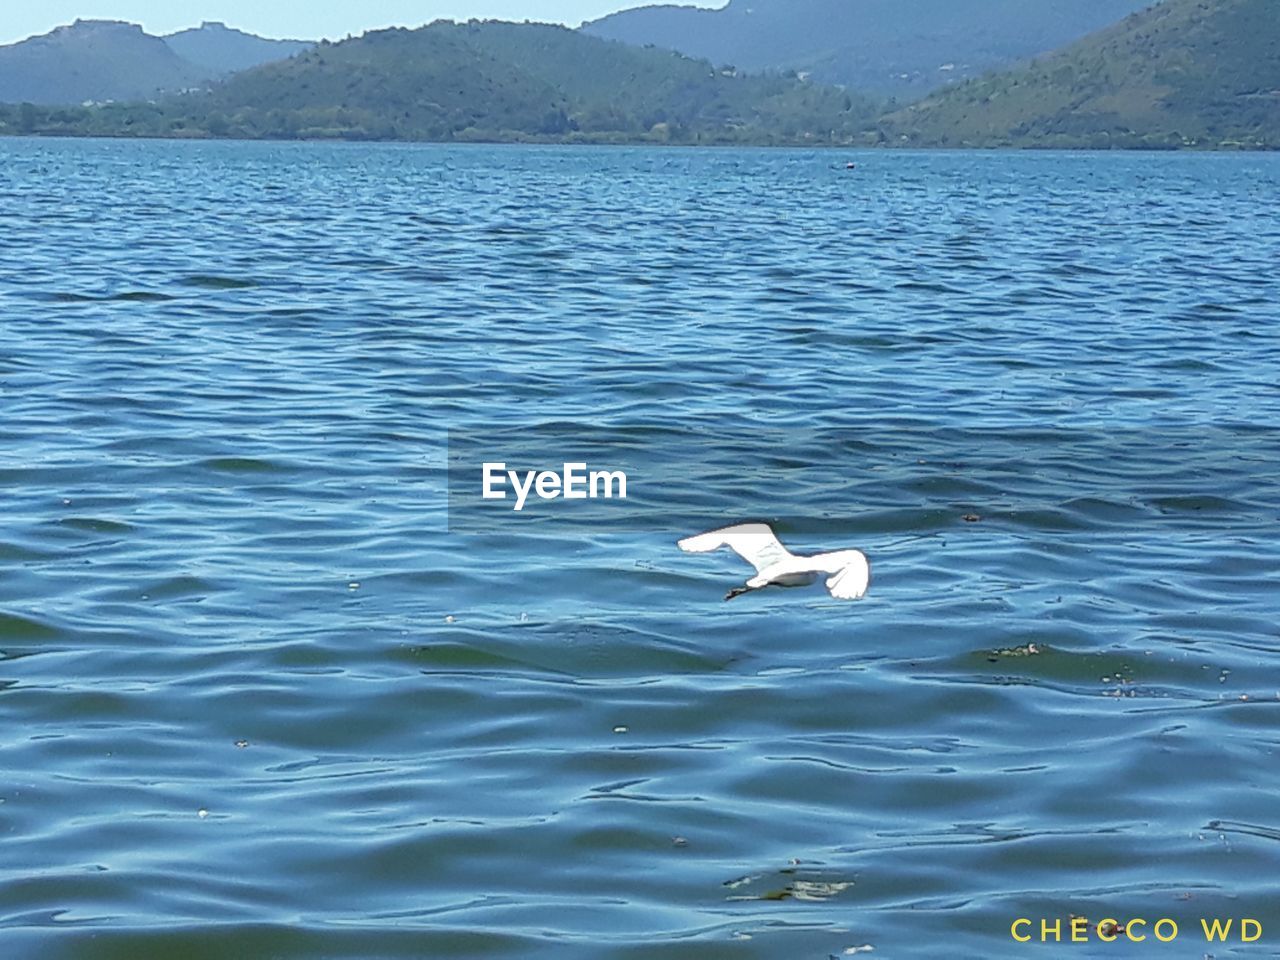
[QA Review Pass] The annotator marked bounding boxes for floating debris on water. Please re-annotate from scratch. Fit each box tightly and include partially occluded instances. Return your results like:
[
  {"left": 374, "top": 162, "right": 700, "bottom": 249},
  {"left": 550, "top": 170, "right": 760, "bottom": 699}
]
[
  {"left": 726, "top": 878, "right": 854, "bottom": 902},
  {"left": 723, "top": 866, "right": 853, "bottom": 902},
  {"left": 989, "top": 643, "right": 1043, "bottom": 661}
]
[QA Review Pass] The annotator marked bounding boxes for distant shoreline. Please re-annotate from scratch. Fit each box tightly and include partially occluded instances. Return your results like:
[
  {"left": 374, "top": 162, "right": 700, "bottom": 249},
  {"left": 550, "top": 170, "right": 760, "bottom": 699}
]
[{"left": 1, "top": 131, "right": 1274, "bottom": 152}]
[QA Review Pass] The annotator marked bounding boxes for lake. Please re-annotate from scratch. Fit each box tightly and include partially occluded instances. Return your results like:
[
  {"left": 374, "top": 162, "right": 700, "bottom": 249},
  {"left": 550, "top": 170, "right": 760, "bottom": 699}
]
[{"left": 2, "top": 139, "right": 1279, "bottom": 958}]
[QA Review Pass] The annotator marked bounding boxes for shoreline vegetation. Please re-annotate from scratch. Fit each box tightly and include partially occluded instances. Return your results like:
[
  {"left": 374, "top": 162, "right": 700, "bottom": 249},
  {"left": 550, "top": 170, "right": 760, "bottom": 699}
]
[
  {"left": 2, "top": 119, "right": 1275, "bottom": 152},
  {"left": 1, "top": 1, "right": 1276, "bottom": 151},
  {"left": 3, "top": 120, "right": 1274, "bottom": 151}
]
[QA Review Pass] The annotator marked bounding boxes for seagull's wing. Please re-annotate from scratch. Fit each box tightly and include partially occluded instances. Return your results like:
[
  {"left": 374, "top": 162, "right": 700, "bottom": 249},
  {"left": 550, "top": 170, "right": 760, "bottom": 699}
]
[
  {"left": 825, "top": 552, "right": 870, "bottom": 600},
  {"left": 677, "top": 523, "right": 793, "bottom": 574}
]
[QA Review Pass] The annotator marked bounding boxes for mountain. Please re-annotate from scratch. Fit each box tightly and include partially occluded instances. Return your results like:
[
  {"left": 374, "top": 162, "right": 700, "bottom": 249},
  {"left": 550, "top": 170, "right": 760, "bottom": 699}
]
[
  {"left": 881, "top": 0, "right": 1280, "bottom": 148},
  {"left": 583, "top": 0, "right": 1156, "bottom": 98},
  {"left": 0, "top": 19, "right": 207, "bottom": 105},
  {"left": 163, "top": 21, "right": 312, "bottom": 75},
  {"left": 0, "top": 21, "right": 876, "bottom": 143},
  {"left": 0, "top": 19, "right": 313, "bottom": 106}
]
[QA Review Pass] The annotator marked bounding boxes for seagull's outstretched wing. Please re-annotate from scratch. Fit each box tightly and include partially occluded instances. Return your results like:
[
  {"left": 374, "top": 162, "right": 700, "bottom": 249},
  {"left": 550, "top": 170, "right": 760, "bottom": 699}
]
[
  {"left": 677, "top": 523, "right": 793, "bottom": 574},
  {"left": 825, "top": 552, "right": 870, "bottom": 600}
]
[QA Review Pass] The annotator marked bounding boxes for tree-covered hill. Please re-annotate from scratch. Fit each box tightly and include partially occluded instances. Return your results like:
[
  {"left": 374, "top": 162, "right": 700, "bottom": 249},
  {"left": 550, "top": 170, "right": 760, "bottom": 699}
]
[
  {"left": 0, "top": 20, "right": 877, "bottom": 144},
  {"left": 880, "top": 0, "right": 1280, "bottom": 148},
  {"left": 584, "top": 0, "right": 1154, "bottom": 99}
]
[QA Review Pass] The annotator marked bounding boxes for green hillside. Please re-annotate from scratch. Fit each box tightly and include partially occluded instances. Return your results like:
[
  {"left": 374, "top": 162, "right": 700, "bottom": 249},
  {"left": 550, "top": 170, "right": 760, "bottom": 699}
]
[
  {"left": 881, "top": 0, "right": 1280, "bottom": 148},
  {"left": 584, "top": 0, "right": 1153, "bottom": 99},
  {"left": 0, "top": 20, "right": 875, "bottom": 144}
]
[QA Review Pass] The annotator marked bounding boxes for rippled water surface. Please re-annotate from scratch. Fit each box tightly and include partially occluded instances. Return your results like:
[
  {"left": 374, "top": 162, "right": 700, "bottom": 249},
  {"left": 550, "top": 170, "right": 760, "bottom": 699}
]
[{"left": 2, "top": 140, "right": 1279, "bottom": 958}]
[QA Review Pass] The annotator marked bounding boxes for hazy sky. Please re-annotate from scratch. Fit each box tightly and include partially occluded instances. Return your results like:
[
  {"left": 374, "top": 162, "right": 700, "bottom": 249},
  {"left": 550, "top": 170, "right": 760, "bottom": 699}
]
[{"left": 1, "top": 2, "right": 725, "bottom": 45}]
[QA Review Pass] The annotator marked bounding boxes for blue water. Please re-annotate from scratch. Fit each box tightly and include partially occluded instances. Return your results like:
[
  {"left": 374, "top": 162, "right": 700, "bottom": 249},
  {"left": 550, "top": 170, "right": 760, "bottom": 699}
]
[{"left": 2, "top": 139, "right": 1279, "bottom": 958}]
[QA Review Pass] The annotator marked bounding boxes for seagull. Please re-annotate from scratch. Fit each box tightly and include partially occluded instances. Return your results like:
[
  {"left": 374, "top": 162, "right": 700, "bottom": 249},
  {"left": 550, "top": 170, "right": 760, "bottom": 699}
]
[{"left": 678, "top": 523, "right": 870, "bottom": 601}]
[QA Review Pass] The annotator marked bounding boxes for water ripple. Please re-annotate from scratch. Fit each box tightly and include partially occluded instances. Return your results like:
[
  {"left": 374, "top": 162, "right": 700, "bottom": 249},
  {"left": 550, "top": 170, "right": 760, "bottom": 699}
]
[{"left": 1, "top": 141, "right": 1278, "bottom": 959}]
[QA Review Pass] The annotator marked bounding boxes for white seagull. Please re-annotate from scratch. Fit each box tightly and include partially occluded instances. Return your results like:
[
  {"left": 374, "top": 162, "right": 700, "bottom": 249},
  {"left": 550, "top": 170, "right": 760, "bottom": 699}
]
[{"left": 678, "top": 523, "right": 871, "bottom": 601}]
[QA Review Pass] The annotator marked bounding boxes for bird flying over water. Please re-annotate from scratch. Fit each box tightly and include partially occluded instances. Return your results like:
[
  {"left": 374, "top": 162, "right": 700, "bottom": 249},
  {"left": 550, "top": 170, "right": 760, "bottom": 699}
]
[{"left": 678, "top": 523, "right": 870, "bottom": 601}]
